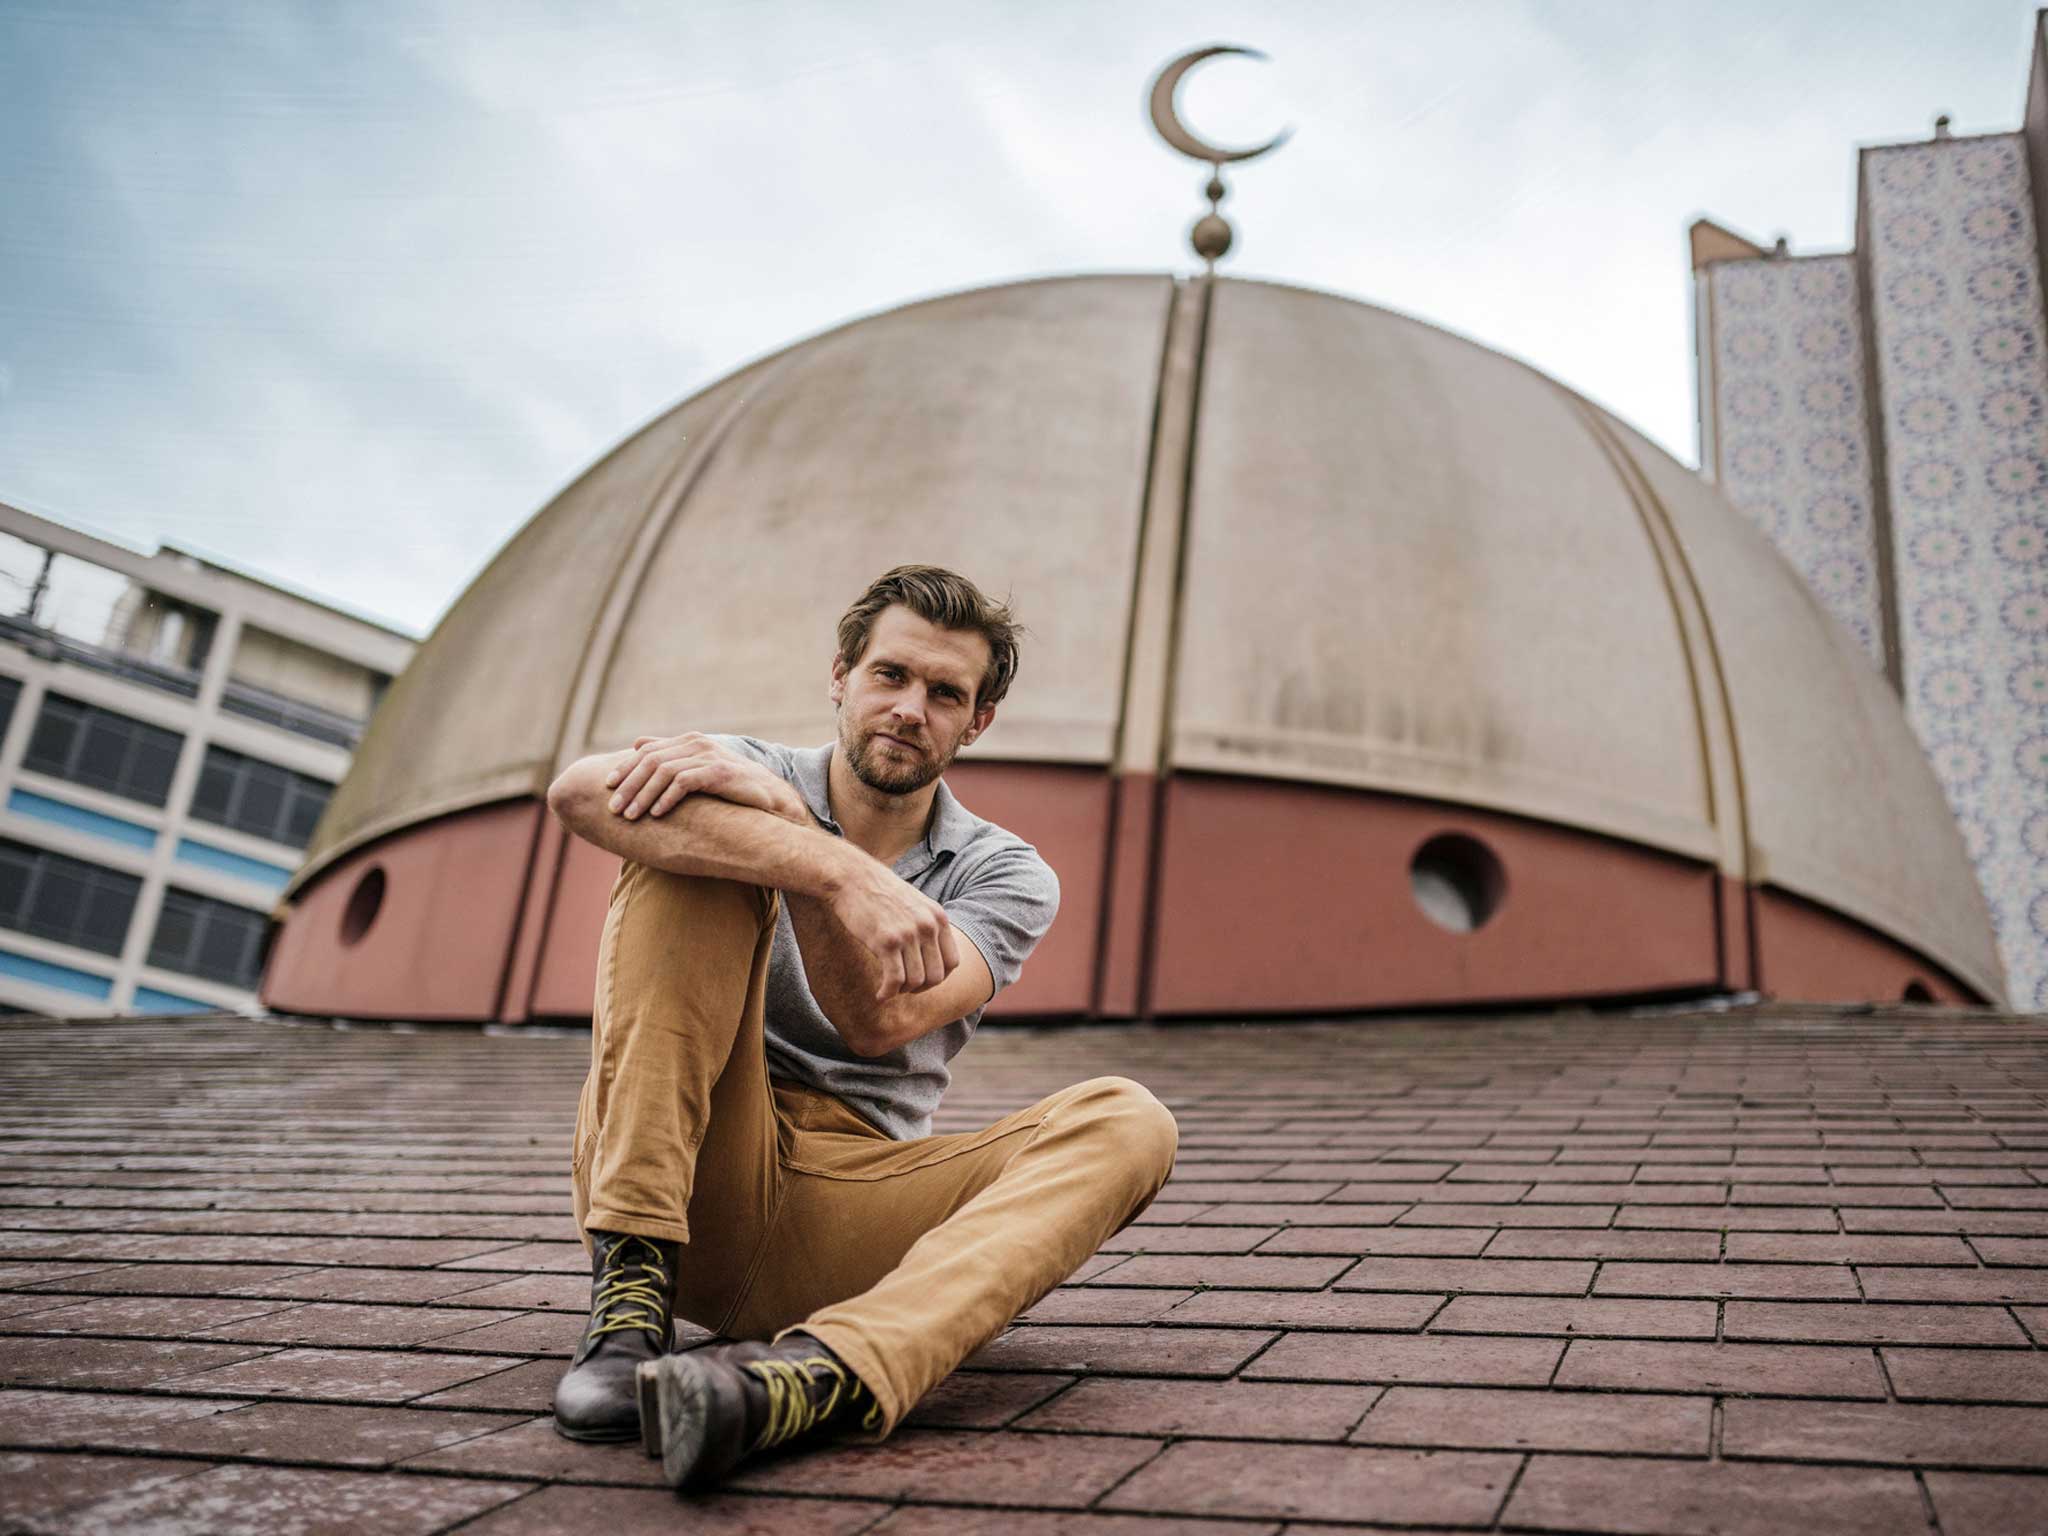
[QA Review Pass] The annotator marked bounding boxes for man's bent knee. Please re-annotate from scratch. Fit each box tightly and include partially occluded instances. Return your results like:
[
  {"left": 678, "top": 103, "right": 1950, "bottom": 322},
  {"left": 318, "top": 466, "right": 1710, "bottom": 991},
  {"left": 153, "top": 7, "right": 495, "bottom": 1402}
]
[
  {"left": 1068, "top": 1076, "right": 1179, "bottom": 1194},
  {"left": 612, "top": 862, "right": 776, "bottom": 926}
]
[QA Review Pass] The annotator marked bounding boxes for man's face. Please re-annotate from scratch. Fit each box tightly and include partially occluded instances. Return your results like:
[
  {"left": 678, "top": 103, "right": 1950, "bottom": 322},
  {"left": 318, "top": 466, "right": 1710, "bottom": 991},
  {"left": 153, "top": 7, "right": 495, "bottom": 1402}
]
[{"left": 830, "top": 605, "right": 996, "bottom": 796}]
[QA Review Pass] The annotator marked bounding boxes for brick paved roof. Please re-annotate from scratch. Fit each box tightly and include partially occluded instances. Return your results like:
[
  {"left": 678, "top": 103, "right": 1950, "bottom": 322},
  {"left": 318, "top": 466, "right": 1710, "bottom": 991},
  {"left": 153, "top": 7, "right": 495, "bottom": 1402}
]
[{"left": 2, "top": 1008, "right": 2045, "bottom": 1534}]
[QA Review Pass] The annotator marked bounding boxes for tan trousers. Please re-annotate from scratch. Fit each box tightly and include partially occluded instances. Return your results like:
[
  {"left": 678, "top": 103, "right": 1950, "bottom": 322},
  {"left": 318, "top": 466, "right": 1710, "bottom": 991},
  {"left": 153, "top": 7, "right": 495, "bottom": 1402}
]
[{"left": 570, "top": 862, "right": 1179, "bottom": 1434}]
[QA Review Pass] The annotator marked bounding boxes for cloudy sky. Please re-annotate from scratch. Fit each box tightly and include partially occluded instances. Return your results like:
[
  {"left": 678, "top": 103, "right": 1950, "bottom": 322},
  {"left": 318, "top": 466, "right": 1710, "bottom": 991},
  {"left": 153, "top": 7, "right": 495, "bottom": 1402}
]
[{"left": 1, "top": 1, "right": 2039, "bottom": 636}]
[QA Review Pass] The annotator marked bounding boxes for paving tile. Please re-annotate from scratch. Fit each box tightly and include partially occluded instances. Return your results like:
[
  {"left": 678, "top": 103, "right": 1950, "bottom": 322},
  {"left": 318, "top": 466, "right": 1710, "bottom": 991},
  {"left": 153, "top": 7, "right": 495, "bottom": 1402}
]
[
  {"left": 402, "top": 1413, "right": 667, "bottom": 1485},
  {"left": 968, "top": 1324, "right": 1272, "bottom": 1377},
  {"left": 730, "top": 1427, "right": 1160, "bottom": 1507},
  {"left": 149, "top": 1400, "right": 526, "bottom": 1468},
  {"left": 1333, "top": 1180, "right": 1531, "bottom": 1202},
  {"left": 0, "top": 1334, "right": 276, "bottom": 1390},
  {"left": 0, "top": 1387, "right": 256, "bottom": 1446},
  {"left": 222, "top": 1266, "right": 514, "bottom": 1303},
  {"left": 1333, "top": 1257, "right": 1594, "bottom": 1294},
  {"left": 1160, "top": 1182, "right": 1342, "bottom": 1204},
  {"left": 1080, "top": 1254, "right": 1351, "bottom": 1290},
  {"left": 1100, "top": 1440, "right": 1519, "bottom": 1525},
  {"left": 1023, "top": 1287, "right": 1193, "bottom": 1324},
  {"left": 1096, "top": 1225, "right": 1276, "bottom": 1254},
  {"left": 1503, "top": 1453, "right": 1926, "bottom": 1535},
  {"left": 1723, "top": 1300, "right": 2028, "bottom": 1346},
  {"left": 1595, "top": 1262, "right": 1860, "bottom": 1299},
  {"left": 440, "top": 1241, "right": 587, "bottom": 1272},
  {"left": 1354, "top": 1385, "right": 1711, "bottom": 1455},
  {"left": 1189, "top": 1202, "right": 1410, "bottom": 1227},
  {"left": 23, "top": 1262, "right": 328, "bottom": 1295},
  {"left": 1724, "top": 1232, "right": 1977, "bottom": 1263},
  {"left": 4, "top": 1293, "right": 294, "bottom": 1335},
  {"left": 1856, "top": 1266, "right": 2048, "bottom": 1303},
  {"left": 1555, "top": 1340, "right": 1887, "bottom": 1398},
  {"left": 1018, "top": 1376, "right": 1376, "bottom": 1440},
  {"left": 1974, "top": 1237, "right": 2048, "bottom": 1265},
  {"left": 1244, "top": 1331, "right": 1563, "bottom": 1386},
  {"left": 410, "top": 1358, "right": 565, "bottom": 1413},
  {"left": 193, "top": 1301, "right": 524, "bottom": 1348},
  {"left": 461, "top": 1484, "right": 893, "bottom": 1536},
  {"left": 172, "top": 1345, "right": 509, "bottom": 1402},
  {"left": 902, "top": 1370, "right": 1072, "bottom": 1428},
  {"left": 1616, "top": 1205, "right": 1839, "bottom": 1231},
  {"left": 1883, "top": 1347, "right": 2048, "bottom": 1403},
  {"left": 428, "top": 1272, "right": 588, "bottom": 1310},
  {"left": 1397, "top": 1203, "right": 1615, "bottom": 1227},
  {"left": 1724, "top": 1397, "right": 2048, "bottom": 1469},
  {"left": 864, "top": 1508, "right": 1273, "bottom": 1536},
  {"left": 424, "top": 1309, "right": 587, "bottom": 1354},
  {"left": 1430, "top": 1295, "right": 1717, "bottom": 1338},
  {"left": 2014, "top": 1306, "right": 2048, "bottom": 1345},
  {"left": 1846, "top": 1209, "right": 2048, "bottom": 1235},
  {"left": 52, "top": 1459, "right": 529, "bottom": 1536},
  {"left": 1162, "top": 1289, "right": 1443, "bottom": 1331},
  {"left": 1924, "top": 1471, "right": 2048, "bottom": 1536},
  {"left": 1255, "top": 1225, "right": 1492, "bottom": 1255},
  {"left": 1484, "top": 1229, "right": 1721, "bottom": 1261},
  {"left": 0, "top": 1450, "right": 211, "bottom": 1528}
]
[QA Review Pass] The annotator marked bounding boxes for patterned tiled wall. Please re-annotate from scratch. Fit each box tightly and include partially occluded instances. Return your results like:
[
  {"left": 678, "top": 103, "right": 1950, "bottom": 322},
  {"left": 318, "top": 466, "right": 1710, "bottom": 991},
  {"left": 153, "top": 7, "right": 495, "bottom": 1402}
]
[
  {"left": 1863, "top": 132, "right": 2048, "bottom": 1009},
  {"left": 1703, "top": 255, "right": 1888, "bottom": 667}
]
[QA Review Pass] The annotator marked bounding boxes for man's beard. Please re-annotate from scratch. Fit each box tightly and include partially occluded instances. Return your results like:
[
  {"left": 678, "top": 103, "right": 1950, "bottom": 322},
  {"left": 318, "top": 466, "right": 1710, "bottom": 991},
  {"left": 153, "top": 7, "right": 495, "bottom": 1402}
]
[{"left": 843, "top": 720, "right": 952, "bottom": 796}]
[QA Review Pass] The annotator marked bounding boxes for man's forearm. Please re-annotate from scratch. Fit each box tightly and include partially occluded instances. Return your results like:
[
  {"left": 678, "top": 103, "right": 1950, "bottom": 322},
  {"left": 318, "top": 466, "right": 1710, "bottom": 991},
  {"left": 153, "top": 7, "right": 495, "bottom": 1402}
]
[{"left": 548, "top": 754, "right": 852, "bottom": 898}]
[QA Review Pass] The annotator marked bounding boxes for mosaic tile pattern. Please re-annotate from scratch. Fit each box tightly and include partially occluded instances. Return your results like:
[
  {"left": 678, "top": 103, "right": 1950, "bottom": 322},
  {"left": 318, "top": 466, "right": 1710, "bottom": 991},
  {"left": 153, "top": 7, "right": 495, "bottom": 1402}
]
[
  {"left": 1705, "top": 254, "right": 1887, "bottom": 666},
  {"left": 1864, "top": 132, "right": 2048, "bottom": 1009}
]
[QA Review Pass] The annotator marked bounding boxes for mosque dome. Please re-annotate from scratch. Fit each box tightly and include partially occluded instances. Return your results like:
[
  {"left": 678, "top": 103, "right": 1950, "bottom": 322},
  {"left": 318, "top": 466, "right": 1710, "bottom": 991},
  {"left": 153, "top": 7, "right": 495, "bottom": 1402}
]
[{"left": 264, "top": 274, "right": 2004, "bottom": 1021}]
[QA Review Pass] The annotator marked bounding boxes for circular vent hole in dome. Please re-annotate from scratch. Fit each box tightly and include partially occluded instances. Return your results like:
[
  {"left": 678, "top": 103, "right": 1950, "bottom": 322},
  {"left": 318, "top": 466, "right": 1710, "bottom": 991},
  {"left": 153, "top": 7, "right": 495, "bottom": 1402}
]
[
  {"left": 1409, "top": 834, "right": 1506, "bottom": 934},
  {"left": 1902, "top": 979, "right": 1935, "bottom": 1003},
  {"left": 340, "top": 866, "right": 387, "bottom": 947}
]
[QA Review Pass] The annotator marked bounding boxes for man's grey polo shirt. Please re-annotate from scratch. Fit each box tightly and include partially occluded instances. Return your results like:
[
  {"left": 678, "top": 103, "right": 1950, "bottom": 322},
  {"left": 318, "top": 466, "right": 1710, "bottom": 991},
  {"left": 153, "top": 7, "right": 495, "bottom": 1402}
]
[{"left": 712, "top": 738, "right": 1060, "bottom": 1141}]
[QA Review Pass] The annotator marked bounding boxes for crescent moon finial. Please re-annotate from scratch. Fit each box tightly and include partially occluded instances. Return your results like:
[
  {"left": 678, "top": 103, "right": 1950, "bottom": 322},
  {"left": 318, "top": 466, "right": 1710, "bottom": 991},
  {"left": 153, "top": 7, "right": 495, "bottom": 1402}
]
[
  {"left": 1147, "top": 45, "right": 1292, "bottom": 166},
  {"left": 1146, "top": 45, "right": 1291, "bottom": 270}
]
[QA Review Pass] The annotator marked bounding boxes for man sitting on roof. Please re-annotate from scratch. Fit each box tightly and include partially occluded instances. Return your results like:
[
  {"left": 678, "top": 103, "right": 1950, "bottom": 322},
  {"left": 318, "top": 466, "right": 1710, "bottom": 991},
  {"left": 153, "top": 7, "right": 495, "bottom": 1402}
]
[{"left": 543, "top": 563, "right": 1179, "bottom": 1491}]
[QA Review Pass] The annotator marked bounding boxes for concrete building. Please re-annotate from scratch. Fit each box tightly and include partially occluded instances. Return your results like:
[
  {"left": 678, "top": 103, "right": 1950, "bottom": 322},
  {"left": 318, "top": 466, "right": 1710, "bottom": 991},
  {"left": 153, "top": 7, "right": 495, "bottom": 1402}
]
[
  {"left": 0, "top": 501, "right": 414, "bottom": 1016},
  {"left": 1692, "top": 11, "right": 2048, "bottom": 1011}
]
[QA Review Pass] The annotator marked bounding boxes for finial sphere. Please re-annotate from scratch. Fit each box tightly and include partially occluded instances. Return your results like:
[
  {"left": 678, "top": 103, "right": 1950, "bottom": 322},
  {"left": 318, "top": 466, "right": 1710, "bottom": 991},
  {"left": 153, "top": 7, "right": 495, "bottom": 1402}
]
[{"left": 1191, "top": 213, "right": 1234, "bottom": 261}]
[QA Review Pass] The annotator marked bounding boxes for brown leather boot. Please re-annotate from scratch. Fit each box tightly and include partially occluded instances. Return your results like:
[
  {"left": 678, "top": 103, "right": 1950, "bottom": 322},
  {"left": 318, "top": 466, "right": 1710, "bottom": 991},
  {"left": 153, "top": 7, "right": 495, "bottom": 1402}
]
[
  {"left": 635, "top": 1332, "right": 882, "bottom": 1489},
  {"left": 551, "top": 1231, "right": 679, "bottom": 1442}
]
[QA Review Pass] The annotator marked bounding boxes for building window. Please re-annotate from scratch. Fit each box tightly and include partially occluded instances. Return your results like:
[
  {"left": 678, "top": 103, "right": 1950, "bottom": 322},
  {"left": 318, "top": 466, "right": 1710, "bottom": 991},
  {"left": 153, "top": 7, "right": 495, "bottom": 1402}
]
[
  {"left": 0, "top": 838, "right": 142, "bottom": 956},
  {"left": 22, "top": 694, "right": 182, "bottom": 807},
  {"left": 147, "top": 888, "right": 268, "bottom": 990},
  {"left": 187, "top": 746, "right": 333, "bottom": 849},
  {"left": 0, "top": 676, "right": 19, "bottom": 743}
]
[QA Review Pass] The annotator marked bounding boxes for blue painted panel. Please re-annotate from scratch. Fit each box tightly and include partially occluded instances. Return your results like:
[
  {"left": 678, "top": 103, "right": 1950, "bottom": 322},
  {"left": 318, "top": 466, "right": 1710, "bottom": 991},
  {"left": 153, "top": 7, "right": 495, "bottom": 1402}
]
[
  {"left": 173, "top": 838, "right": 293, "bottom": 889},
  {"left": 7, "top": 789, "right": 157, "bottom": 850},
  {"left": 132, "top": 985, "right": 218, "bottom": 1014},
  {"left": 0, "top": 948, "right": 113, "bottom": 1000}
]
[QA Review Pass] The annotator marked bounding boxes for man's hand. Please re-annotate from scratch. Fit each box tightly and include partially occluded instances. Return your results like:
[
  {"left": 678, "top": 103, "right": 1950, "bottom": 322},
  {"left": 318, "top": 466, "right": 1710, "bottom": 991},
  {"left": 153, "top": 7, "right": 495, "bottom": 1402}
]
[
  {"left": 604, "top": 734, "right": 809, "bottom": 826},
  {"left": 825, "top": 858, "right": 962, "bottom": 1001}
]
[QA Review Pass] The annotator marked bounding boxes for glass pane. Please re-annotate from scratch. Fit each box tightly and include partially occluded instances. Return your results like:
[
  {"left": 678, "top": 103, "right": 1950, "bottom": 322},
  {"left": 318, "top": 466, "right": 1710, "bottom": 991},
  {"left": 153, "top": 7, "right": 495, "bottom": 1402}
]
[
  {"left": 77, "top": 716, "right": 129, "bottom": 796},
  {"left": 282, "top": 780, "right": 330, "bottom": 846},
  {"left": 148, "top": 893, "right": 199, "bottom": 971},
  {"left": 191, "top": 753, "right": 236, "bottom": 825},
  {"left": 197, "top": 905, "right": 261, "bottom": 985},
  {"left": 126, "top": 729, "right": 180, "bottom": 806},
  {"left": 80, "top": 878, "right": 136, "bottom": 955},
  {"left": 0, "top": 846, "right": 31, "bottom": 924},
  {"left": 235, "top": 766, "right": 288, "bottom": 840},
  {"left": 22, "top": 698, "right": 80, "bottom": 776},
  {"left": 27, "top": 865, "right": 86, "bottom": 942}
]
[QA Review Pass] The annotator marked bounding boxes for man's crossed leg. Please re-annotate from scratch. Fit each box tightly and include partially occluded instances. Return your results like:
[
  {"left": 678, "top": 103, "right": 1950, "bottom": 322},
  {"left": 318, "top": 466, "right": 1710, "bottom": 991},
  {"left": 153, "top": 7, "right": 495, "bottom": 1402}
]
[{"left": 556, "top": 862, "right": 1178, "bottom": 1489}]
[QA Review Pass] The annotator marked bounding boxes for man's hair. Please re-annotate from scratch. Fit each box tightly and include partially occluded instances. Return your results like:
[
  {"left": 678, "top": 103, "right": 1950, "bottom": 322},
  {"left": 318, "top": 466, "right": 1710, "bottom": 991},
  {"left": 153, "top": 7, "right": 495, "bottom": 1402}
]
[{"left": 837, "top": 565, "right": 1022, "bottom": 708}]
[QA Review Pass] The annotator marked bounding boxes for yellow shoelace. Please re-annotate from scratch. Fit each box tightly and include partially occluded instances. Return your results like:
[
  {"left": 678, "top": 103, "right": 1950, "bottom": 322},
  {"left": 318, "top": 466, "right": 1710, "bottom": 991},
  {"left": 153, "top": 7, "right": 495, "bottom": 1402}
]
[
  {"left": 586, "top": 1235, "right": 670, "bottom": 1343},
  {"left": 746, "top": 1353, "right": 883, "bottom": 1451}
]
